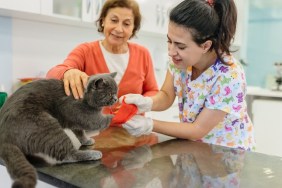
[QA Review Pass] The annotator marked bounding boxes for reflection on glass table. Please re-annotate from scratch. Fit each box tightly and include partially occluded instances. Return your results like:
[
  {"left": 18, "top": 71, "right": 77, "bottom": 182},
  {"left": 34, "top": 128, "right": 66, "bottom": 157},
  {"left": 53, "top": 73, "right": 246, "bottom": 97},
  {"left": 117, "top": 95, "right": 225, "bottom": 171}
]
[{"left": 33, "top": 127, "right": 282, "bottom": 188}]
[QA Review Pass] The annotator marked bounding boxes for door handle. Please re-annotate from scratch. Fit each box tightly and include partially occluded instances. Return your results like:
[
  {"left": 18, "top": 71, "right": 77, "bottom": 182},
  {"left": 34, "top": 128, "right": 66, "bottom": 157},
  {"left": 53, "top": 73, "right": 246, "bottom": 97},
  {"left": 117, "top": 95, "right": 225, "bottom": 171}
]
[{"left": 87, "top": 0, "right": 92, "bottom": 14}]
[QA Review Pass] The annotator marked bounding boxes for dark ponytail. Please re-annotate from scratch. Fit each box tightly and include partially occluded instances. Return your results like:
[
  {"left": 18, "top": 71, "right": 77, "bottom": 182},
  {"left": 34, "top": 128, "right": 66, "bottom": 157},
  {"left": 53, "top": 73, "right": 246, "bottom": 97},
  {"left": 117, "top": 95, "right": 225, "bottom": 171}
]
[
  {"left": 213, "top": 0, "right": 237, "bottom": 55},
  {"left": 169, "top": 0, "right": 237, "bottom": 63}
]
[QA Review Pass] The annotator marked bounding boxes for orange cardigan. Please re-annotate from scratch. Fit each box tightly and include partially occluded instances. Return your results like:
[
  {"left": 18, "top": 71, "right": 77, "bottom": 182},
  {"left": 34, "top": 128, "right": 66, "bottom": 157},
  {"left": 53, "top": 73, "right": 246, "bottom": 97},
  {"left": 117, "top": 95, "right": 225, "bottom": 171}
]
[{"left": 46, "top": 41, "right": 159, "bottom": 112}]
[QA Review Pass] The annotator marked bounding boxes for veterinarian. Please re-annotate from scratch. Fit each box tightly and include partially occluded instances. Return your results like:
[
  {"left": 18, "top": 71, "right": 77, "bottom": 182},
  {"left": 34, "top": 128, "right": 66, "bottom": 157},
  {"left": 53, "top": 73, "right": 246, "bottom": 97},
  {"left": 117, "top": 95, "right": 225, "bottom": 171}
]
[
  {"left": 46, "top": 0, "right": 158, "bottom": 111},
  {"left": 121, "top": 0, "right": 255, "bottom": 151}
]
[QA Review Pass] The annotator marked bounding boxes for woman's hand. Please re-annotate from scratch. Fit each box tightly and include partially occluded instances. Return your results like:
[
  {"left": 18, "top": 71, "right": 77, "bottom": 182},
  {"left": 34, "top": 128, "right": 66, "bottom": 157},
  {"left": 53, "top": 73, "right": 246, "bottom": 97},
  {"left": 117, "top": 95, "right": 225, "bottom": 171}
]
[
  {"left": 120, "top": 94, "right": 153, "bottom": 114},
  {"left": 122, "top": 115, "right": 153, "bottom": 137},
  {"left": 63, "top": 69, "right": 89, "bottom": 99}
]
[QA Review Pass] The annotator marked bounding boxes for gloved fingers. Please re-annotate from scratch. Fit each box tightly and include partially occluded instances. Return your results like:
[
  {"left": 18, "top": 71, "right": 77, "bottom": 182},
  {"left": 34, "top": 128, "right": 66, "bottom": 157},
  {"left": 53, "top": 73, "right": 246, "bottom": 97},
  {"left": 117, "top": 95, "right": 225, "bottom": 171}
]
[
  {"left": 122, "top": 124, "right": 144, "bottom": 137},
  {"left": 122, "top": 115, "right": 153, "bottom": 137},
  {"left": 122, "top": 123, "right": 138, "bottom": 132},
  {"left": 122, "top": 122, "right": 142, "bottom": 136},
  {"left": 124, "top": 115, "right": 145, "bottom": 124},
  {"left": 119, "top": 95, "right": 152, "bottom": 114},
  {"left": 130, "top": 132, "right": 142, "bottom": 137},
  {"left": 118, "top": 94, "right": 138, "bottom": 104},
  {"left": 124, "top": 94, "right": 140, "bottom": 104},
  {"left": 143, "top": 118, "right": 153, "bottom": 135},
  {"left": 129, "top": 126, "right": 149, "bottom": 137},
  {"left": 126, "top": 129, "right": 143, "bottom": 137},
  {"left": 121, "top": 116, "right": 139, "bottom": 129},
  {"left": 118, "top": 95, "right": 125, "bottom": 104}
]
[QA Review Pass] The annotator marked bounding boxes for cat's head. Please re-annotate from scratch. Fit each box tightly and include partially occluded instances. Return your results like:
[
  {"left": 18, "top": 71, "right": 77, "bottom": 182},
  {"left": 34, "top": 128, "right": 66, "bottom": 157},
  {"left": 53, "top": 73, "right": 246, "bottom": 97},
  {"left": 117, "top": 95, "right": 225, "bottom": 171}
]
[{"left": 84, "top": 72, "right": 118, "bottom": 108}]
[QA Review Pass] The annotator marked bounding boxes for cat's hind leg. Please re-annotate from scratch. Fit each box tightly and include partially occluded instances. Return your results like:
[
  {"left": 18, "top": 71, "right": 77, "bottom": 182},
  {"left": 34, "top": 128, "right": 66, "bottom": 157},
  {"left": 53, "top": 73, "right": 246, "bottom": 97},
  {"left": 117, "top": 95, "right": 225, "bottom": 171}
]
[
  {"left": 62, "top": 129, "right": 102, "bottom": 162},
  {"left": 33, "top": 128, "right": 101, "bottom": 165},
  {"left": 72, "top": 129, "right": 95, "bottom": 146},
  {"left": 26, "top": 113, "right": 101, "bottom": 165}
]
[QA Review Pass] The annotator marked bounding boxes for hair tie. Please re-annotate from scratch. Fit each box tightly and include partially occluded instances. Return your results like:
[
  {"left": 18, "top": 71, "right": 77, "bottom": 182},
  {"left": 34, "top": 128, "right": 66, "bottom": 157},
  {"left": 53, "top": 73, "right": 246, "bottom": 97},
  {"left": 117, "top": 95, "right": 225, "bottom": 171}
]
[{"left": 206, "top": 0, "right": 214, "bottom": 7}]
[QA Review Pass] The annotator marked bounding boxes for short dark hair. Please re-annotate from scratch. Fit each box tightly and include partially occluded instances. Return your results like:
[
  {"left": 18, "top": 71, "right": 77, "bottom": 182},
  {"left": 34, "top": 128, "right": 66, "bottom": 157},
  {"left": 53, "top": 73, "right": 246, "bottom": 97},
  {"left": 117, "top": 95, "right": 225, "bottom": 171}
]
[
  {"left": 96, "top": 0, "right": 141, "bottom": 39},
  {"left": 170, "top": 0, "right": 237, "bottom": 60}
]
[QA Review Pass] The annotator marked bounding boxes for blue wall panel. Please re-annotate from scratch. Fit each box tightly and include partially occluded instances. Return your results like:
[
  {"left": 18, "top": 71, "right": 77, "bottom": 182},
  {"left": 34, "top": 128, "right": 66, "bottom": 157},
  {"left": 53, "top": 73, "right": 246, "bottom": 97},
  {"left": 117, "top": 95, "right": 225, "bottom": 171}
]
[{"left": 0, "top": 16, "right": 12, "bottom": 93}]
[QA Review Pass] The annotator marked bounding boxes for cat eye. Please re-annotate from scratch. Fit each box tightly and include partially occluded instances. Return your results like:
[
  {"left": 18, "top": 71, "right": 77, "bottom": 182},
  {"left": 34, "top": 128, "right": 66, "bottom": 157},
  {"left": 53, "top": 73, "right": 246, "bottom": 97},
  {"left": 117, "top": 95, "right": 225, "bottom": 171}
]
[{"left": 109, "top": 93, "right": 113, "bottom": 97}]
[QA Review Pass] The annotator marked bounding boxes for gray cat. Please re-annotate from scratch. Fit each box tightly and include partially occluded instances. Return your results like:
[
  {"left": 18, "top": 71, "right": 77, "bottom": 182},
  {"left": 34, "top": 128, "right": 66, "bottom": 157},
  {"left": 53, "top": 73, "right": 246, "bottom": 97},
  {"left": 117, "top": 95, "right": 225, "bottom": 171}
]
[{"left": 0, "top": 72, "right": 118, "bottom": 188}]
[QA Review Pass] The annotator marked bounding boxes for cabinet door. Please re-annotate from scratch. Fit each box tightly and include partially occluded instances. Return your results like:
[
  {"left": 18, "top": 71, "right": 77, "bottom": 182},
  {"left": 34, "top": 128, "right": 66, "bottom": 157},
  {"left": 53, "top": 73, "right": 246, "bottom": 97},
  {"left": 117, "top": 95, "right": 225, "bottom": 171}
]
[
  {"left": 41, "top": 0, "right": 103, "bottom": 22},
  {"left": 136, "top": 0, "right": 158, "bottom": 34},
  {"left": 82, "top": 0, "right": 105, "bottom": 23},
  {"left": 163, "top": 0, "right": 184, "bottom": 33},
  {"left": 82, "top": 0, "right": 93, "bottom": 22},
  {"left": 136, "top": 0, "right": 185, "bottom": 35},
  {"left": 41, "top": 0, "right": 83, "bottom": 20},
  {"left": 0, "top": 0, "right": 40, "bottom": 14},
  {"left": 136, "top": 0, "right": 171, "bottom": 35},
  {"left": 252, "top": 99, "right": 282, "bottom": 157},
  {"left": 233, "top": 0, "right": 249, "bottom": 47},
  {"left": 157, "top": 0, "right": 177, "bottom": 35}
]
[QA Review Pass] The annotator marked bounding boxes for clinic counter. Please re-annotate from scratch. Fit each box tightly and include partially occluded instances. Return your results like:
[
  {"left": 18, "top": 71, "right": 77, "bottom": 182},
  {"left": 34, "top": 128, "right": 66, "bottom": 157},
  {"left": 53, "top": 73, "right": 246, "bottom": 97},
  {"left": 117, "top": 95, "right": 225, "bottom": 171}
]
[{"left": 5, "top": 127, "right": 282, "bottom": 187}]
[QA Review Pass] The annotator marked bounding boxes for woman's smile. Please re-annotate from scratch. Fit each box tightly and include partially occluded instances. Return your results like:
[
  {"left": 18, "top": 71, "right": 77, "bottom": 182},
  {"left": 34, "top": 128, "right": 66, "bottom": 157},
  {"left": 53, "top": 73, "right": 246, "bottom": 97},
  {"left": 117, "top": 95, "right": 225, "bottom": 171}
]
[
  {"left": 110, "top": 33, "right": 124, "bottom": 39},
  {"left": 172, "top": 57, "right": 183, "bottom": 66}
]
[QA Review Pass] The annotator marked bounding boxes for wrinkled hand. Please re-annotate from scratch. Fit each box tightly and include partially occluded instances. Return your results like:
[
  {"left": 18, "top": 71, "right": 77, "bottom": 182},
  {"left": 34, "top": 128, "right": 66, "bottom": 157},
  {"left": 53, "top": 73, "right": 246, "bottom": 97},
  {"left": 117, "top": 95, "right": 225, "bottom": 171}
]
[
  {"left": 63, "top": 69, "right": 89, "bottom": 99},
  {"left": 121, "top": 145, "right": 153, "bottom": 170},
  {"left": 119, "top": 94, "right": 153, "bottom": 114},
  {"left": 122, "top": 115, "right": 153, "bottom": 137}
]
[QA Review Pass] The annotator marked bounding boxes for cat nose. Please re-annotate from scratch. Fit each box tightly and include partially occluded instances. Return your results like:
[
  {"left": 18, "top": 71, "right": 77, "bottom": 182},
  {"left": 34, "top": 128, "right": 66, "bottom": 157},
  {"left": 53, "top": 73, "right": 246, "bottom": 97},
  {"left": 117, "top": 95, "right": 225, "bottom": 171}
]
[{"left": 113, "top": 96, "right": 118, "bottom": 102}]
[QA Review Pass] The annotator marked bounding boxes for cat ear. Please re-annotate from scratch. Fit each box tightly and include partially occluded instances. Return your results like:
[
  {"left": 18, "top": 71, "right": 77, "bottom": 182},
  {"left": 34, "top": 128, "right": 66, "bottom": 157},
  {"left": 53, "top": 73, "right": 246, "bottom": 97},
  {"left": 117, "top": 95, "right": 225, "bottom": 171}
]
[
  {"left": 110, "top": 72, "right": 117, "bottom": 78},
  {"left": 94, "top": 78, "right": 106, "bottom": 89}
]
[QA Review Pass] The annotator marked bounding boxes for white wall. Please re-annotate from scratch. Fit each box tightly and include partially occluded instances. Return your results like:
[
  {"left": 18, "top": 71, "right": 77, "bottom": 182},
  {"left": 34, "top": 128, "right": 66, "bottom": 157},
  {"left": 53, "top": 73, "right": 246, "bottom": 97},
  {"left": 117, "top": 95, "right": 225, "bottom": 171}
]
[
  {"left": 11, "top": 18, "right": 101, "bottom": 92},
  {"left": 1, "top": 16, "right": 168, "bottom": 94}
]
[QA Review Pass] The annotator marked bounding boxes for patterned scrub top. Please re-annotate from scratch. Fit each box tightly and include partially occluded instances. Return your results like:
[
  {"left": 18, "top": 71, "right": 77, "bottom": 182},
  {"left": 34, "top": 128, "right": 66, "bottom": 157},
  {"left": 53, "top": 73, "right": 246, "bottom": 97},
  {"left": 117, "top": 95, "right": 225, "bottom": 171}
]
[{"left": 168, "top": 54, "right": 255, "bottom": 151}]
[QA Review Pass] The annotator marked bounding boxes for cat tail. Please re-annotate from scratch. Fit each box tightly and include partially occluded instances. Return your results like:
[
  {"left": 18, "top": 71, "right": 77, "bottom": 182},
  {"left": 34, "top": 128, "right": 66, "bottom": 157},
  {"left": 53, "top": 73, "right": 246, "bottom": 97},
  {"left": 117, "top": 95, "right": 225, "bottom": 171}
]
[{"left": 0, "top": 143, "right": 37, "bottom": 188}]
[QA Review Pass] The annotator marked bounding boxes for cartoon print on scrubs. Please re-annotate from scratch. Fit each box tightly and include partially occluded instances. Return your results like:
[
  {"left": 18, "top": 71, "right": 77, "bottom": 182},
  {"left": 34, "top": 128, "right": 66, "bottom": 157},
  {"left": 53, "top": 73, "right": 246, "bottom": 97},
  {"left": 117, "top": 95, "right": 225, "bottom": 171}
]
[{"left": 169, "top": 54, "right": 255, "bottom": 151}]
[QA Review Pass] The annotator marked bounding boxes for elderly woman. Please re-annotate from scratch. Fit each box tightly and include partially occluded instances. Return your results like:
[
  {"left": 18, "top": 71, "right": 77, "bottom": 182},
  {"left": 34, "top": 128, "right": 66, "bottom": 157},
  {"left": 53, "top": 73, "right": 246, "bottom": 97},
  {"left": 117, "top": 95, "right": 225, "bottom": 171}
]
[{"left": 46, "top": 0, "right": 158, "bottom": 110}]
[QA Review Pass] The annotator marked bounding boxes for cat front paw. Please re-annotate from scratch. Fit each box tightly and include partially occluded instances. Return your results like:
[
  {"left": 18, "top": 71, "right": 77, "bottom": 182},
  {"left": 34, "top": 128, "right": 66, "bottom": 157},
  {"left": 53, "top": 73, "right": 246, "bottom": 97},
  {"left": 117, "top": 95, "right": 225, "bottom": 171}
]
[
  {"left": 81, "top": 138, "right": 95, "bottom": 146},
  {"left": 88, "top": 150, "right": 102, "bottom": 160},
  {"left": 65, "top": 150, "right": 103, "bottom": 162}
]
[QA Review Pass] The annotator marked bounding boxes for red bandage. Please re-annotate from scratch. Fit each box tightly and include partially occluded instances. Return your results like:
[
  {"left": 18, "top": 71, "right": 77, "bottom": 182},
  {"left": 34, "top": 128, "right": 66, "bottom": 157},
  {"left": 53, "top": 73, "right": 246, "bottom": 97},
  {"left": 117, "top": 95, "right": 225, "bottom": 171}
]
[{"left": 110, "top": 98, "right": 138, "bottom": 127}]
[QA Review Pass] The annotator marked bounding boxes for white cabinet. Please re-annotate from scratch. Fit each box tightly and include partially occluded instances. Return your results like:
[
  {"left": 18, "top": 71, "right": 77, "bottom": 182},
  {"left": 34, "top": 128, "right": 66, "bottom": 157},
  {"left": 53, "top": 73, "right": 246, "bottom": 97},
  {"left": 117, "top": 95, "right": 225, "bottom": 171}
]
[
  {"left": 41, "top": 0, "right": 103, "bottom": 22},
  {"left": 83, "top": 0, "right": 105, "bottom": 22},
  {"left": 137, "top": 0, "right": 177, "bottom": 35},
  {"left": 233, "top": 0, "right": 249, "bottom": 48},
  {"left": 232, "top": 0, "right": 249, "bottom": 60},
  {"left": 0, "top": 0, "right": 184, "bottom": 35},
  {"left": 0, "top": 0, "right": 40, "bottom": 14},
  {"left": 41, "top": 0, "right": 82, "bottom": 20},
  {"left": 136, "top": 0, "right": 160, "bottom": 34},
  {"left": 252, "top": 99, "right": 282, "bottom": 157}
]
